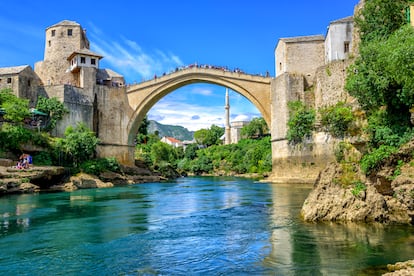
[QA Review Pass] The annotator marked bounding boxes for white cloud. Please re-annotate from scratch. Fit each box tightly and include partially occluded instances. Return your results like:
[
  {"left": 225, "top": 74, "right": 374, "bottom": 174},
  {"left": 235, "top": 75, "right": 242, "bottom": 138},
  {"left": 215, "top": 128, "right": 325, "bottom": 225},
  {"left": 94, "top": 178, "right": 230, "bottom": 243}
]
[{"left": 87, "top": 25, "right": 183, "bottom": 83}]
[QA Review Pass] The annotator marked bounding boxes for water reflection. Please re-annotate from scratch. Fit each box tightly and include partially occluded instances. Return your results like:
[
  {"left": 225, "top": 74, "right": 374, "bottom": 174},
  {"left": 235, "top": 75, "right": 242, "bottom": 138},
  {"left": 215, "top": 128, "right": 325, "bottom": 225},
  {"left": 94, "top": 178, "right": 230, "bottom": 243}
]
[
  {"left": 264, "top": 182, "right": 414, "bottom": 275},
  {"left": 0, "top": 177, "right": 413, "bottom": 275}
]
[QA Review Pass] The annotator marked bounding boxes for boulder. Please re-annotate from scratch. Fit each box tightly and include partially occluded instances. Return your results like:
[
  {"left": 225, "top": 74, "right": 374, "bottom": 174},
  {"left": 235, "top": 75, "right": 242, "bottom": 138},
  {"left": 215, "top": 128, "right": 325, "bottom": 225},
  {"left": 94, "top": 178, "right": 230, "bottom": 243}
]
[{"left": 68, "top": 173, "right": 114, "bottom": 189}]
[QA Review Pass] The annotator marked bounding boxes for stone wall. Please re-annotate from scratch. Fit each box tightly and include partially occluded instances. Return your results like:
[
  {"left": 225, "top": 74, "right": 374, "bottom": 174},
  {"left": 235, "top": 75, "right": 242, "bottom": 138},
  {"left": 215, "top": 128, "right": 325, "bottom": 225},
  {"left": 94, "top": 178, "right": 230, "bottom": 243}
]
[
  {"left": 94, "top": 85, "right": 134, "bottom": 164},
  {"left": 314, "top": 59, "right": 355, "bottom": 109},
  {"left": 275, "top": 36, "right": 325, "bottom": 87},
  {"left": 44, "top": 85, "right": 94, "bottom": 137},
  {"left": 270, "top": 72, "right": 338, "bottom": 183}
]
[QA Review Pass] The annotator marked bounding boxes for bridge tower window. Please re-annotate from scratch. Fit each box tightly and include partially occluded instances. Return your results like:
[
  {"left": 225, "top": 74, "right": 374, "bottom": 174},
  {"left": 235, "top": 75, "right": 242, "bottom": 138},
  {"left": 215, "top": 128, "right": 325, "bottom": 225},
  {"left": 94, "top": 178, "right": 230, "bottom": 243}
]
[
  {"left": 80, "top": 57, "right": 86, "bottom": 64},
  {"left": 91, "top": 58, "right": 96, "bottom": 65},
  {"left": 67, "top": 29, "right": 73, "bottom": 36},
  {"left": 51, "top": 29, "right": 55, "bottom": 37}
]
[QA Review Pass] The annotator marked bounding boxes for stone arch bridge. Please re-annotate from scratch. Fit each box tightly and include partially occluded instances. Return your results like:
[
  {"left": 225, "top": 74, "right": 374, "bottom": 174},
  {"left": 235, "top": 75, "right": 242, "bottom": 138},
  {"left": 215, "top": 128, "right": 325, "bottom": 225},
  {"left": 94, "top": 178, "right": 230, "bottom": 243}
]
[
  {"left": 97, "top": 66, "right": 334, "bottom": 183},
  {"left": 126, "top": 67, "right": 272, "bottom": 146}
]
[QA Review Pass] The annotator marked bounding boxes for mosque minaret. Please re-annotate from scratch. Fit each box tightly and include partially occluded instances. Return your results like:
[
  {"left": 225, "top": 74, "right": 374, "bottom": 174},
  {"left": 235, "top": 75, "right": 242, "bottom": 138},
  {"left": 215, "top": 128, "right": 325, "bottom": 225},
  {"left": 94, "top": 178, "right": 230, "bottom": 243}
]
[{"left": 224, "top": 88, "right": 231, "bottom": 145}]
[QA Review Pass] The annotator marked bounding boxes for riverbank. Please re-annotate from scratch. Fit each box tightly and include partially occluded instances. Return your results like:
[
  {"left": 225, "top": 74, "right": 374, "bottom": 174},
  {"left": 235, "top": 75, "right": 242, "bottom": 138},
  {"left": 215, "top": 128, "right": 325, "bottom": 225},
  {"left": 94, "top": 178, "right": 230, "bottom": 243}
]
[{"left": 0, "top": 159, "right": 165, "bottom": 195}]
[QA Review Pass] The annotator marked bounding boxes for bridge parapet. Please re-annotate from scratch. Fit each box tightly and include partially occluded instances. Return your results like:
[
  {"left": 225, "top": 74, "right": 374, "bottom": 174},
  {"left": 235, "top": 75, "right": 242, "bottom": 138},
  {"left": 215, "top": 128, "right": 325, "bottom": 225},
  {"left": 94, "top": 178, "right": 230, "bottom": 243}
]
[{"left": 128, "top": 66, "right": 271, "bottom": 92}]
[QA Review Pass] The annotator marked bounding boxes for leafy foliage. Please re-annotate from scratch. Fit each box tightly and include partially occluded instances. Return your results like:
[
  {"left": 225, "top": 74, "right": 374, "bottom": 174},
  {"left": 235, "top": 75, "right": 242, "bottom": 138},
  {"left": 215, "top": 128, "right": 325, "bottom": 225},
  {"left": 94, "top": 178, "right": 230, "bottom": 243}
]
[
  {"left": 36, "top": 96, "right": 68, "bottom": 131},
  {"left": 286, "top": 101, "right": 315, "bottom": 143},
  {"left": 194, "top": 125, "right": 224, "bottom": 147},
  {"left": 80, "top": 157, "right": 121, "bottom": 175},
  {"left": 241, "top": 117, "right": 269, "bottom": 139},
  {"left": 0, "top": 89, "right": 30, "bottom": 123},
  {"left": 355, "top": 0, "right": 409, "bottom": 43},
  {"left": 320, "top": 102, "right": 355, "bottom": 138},
  {"left": 360, "top": 145, "right": 398, "bottom": 174},
  {"left": 0, "top": 123, "right": 32, "bottom": 151},
  {"left": 54, "top": 123, "right": 99, "bottom": 167}
]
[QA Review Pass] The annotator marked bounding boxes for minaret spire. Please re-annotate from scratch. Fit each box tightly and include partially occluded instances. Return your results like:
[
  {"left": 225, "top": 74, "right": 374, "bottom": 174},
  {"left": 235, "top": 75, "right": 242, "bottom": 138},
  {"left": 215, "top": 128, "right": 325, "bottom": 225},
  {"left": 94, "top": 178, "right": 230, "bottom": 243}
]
[{"left": 224, "top": 88, "right": 231, "bottom": 144}]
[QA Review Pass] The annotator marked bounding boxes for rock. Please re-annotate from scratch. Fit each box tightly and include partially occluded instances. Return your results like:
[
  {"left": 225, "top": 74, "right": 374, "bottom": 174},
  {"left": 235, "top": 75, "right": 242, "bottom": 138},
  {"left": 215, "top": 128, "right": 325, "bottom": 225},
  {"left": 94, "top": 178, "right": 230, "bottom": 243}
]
[
  {"left": 301, "top": 163, "right": 412, "bottom": 224},
  {"left": 0, "top": 158, "right": 14, "bottom": 167},
  {"left": 8, "top": 182, "right": 40, "bottom": 193},
  {"left": 384, "top": 260, "right": 414, "bottom": 275},
  {"left": 99, "top": 171, "right": 128, "bottom": 185},
  {"left": 68, "top": 173, "right": 113, "bottom": 189}
]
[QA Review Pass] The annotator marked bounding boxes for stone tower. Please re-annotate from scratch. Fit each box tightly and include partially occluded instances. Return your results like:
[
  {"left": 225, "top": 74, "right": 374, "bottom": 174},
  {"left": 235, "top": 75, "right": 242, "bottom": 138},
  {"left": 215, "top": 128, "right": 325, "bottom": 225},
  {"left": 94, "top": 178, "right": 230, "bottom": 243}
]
[{"left": 34, "top": 20, "right": 99, "bottom": 88}]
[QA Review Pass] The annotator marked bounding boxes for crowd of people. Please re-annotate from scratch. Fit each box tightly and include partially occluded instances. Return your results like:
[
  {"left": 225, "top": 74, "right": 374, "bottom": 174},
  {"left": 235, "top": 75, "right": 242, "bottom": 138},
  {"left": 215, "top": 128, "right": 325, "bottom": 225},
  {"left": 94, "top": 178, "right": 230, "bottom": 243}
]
[
  {"left": 14, "top": 153, "right": 32, "bottom": 169},
  {"left": 128, "top": 63, "right": 270, "bottom": 84}
]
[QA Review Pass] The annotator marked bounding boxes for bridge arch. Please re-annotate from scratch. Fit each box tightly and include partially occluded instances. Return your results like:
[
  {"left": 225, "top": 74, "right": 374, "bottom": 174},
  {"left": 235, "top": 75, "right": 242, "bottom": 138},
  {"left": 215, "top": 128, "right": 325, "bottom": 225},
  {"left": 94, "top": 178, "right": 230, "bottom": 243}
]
[{"left": 126, "top": 67, "right": 272, "bottom": 145}]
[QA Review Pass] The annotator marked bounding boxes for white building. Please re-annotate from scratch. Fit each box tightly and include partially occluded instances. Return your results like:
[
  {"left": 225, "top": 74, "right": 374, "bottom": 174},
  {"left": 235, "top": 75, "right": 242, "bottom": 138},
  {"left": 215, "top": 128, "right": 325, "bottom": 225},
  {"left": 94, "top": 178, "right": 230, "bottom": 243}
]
[{"left": 325, "top": 16, "right": 354, "bottom": 63}]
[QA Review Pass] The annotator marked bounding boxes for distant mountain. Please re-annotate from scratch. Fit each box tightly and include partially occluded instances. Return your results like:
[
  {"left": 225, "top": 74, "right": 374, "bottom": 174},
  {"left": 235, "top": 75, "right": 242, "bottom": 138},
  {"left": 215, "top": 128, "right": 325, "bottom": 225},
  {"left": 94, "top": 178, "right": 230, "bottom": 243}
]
[{"left": 148, "top": 120, "right": 194, "bottom": 141}]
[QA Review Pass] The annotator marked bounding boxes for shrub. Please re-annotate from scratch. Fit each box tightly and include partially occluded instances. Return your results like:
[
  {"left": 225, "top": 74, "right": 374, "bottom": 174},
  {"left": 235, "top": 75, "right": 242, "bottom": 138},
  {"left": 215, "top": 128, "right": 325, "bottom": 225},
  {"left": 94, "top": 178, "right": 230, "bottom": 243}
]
[
  {"left": 287, "top": 101, "right": 315, "bottom": 143},
  {"left": 320, "top": 102, "right": 355, "bottom": 138},
  {"left": 80, "top": 157, "right": 121, "bottom": 175},
  {"left": 351, "top": 181, "right": 367, "bottom": 197},
  {"left": 360, "top": 145, "right": 398, "bottom": 174}
]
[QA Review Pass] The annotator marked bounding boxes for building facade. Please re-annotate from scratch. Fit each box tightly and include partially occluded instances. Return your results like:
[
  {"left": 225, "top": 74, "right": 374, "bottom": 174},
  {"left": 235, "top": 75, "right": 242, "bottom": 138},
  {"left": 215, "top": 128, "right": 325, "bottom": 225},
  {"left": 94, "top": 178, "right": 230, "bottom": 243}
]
[{"left": 325, "top": 16, "right": 354, "bottom": 63}]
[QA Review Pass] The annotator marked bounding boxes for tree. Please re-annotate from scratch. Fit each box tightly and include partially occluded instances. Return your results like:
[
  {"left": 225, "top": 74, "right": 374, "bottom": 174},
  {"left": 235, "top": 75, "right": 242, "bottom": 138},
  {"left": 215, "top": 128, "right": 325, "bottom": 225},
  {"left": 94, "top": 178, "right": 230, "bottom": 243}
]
[
  {"left": 194, "top": 125, "right": 224, "bottom": 147},
  {"left": 136, "top": 116, "right": 149, "bottom": 144},
  {"left": 36, "top": 96, "right": 68, "bottom": 131},
  {"left": 0, "top": 89, "right": 30, "bottom": 123},
  {"left": 286, "top": 101, "right": 315, "bottom": 143},
  {"left": 58, "top": 122, "right": 99, "bottom": 167},
  {"left": 345, "top": 1, "right": 414, "bottom": 148},
  {"left": 355, "top": 0, "right": 409, "bottom": 43},
  {"left": 319, "top": 102, "right": 355, "bottom": 138},
  {"left": 241, "top": 117, "right": 269, "bottom": 139}
]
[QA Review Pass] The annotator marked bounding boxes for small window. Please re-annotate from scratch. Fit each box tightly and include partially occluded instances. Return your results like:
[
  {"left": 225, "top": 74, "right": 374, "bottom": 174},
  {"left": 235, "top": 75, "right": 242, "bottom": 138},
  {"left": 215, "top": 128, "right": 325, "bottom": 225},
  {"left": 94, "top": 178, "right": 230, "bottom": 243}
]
[
  {"left": 7, "top": 78, "right": 12, "bottom": 84},
  {"left": 48, "top": 40, "right": 51, "bottom": 47},
  {"left": 68, "top": 29, "right": 73, "bottom": 36},
  {"left": 51, "top": 29, "right": 56, "bottom": 37},
  {"left": 344, "top": 41, "right": 350, "bottom": 53},
  {"left": 28, "top": 80, "right": 31, "bottom": 87},
  {"left": 91, "top": 58, "right": 96, "bottom": 65},
  {"left": 80, "top": 57, "right": 86, "bottom": 64}
]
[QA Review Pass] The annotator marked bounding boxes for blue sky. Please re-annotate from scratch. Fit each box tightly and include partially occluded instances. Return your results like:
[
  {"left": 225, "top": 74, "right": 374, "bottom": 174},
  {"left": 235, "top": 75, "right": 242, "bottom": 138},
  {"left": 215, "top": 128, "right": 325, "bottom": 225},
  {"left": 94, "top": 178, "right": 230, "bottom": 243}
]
[{"left": 0, "top": 0, "right": 359, "bottom": 131}]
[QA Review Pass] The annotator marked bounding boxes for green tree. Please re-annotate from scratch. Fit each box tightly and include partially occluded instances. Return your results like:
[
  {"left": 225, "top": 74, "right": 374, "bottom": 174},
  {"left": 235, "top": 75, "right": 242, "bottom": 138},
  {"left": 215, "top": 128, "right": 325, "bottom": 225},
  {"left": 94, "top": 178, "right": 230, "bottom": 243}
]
[
  {"left": 36, "top": 96, "right": 68, "bottom": 131},
  {"left": 286, "top": 101, "right": 315, "bottom": 143},
  {"left": 136, "top": 116, "right": 149, "bottom": 144},
  {"left": 58, "top": 123, "right": 99, "bottom": 167},
  {"left": 194, "top": 125, "right": 224, "bottom": 147},
  {"left": 150, "top": 141, "right": 176, "bottom": 165},
  {"left": 319, "top": 102, "right": 355, "bottom": 138},
  {"left": 241, "top": 117, "right": 269, "bottom": 139},
  {"left": 184, "top": 143, "right": 199, "bottom": 159},
  {"left": 355, "top": 0, "right": 410, "bottom": 43},
  {"left": 0, "top": 89, "right": 30, "bottom": 123},
  {"left": 345, "top": 1, "right": 414, "bottom": 149}
]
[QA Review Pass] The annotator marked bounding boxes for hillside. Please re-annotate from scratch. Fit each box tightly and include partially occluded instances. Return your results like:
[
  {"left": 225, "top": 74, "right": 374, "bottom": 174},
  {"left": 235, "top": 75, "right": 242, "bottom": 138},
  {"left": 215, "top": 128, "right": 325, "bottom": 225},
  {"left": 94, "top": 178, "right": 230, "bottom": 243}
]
[{"left": 148, "top": 120, "right": 194, "bottom": 141}]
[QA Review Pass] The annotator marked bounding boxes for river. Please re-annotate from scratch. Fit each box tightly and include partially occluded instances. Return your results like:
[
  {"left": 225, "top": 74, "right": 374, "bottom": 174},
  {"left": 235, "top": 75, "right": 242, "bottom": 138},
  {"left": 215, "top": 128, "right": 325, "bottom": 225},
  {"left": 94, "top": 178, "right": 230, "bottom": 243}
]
[{"left": 0, "top": 176, "right": 413, "bottom": 275}]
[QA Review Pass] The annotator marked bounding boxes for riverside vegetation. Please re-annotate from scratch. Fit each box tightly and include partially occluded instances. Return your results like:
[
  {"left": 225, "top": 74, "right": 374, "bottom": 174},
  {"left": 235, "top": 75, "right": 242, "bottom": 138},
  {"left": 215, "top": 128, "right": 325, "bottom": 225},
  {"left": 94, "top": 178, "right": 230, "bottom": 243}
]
[
  {"left": 298, "top": 0, "right": 414, "bottom": 226},
  {"left": 0, "top": 87, "right": 271, "bottom": 193}
]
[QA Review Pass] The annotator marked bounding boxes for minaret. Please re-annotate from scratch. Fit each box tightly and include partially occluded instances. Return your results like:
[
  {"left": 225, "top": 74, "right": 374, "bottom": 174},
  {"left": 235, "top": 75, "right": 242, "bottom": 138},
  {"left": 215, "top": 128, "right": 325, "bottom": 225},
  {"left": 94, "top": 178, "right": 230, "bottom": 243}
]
[{"left": 224, "top": 88, "right": 231, "bottom": 144}]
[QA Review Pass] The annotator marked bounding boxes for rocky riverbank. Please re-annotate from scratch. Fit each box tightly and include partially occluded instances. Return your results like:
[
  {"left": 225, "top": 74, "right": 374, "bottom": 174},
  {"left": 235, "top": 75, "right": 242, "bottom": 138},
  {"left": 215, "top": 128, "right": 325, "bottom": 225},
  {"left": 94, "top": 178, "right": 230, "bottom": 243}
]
[
  {"left": 301, "top": 140, "right": 414, "bottom": 224},
  {"left": 0, "top": 159, "right": 165, "bottom": 195}
]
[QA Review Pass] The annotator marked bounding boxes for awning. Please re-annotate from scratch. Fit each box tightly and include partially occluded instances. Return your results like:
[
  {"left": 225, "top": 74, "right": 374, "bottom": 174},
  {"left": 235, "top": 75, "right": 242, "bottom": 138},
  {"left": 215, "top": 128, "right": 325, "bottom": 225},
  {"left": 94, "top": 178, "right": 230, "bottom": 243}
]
[{"left": 30, "top": 108, "right": 48, "bottom": 116}]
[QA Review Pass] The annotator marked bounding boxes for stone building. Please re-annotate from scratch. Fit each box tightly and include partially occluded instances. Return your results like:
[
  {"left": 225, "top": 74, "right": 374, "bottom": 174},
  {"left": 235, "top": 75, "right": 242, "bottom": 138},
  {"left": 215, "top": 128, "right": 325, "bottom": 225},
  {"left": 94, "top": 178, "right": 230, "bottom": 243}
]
[
  {"left": 275, "top": 35, "right": 325, "bottom": 87},
  {"left": 30, "top": 20, "right": 125, "bottom": 137},
  {"left": 230, "top": 121, "right": 249, "bottom": 144},
  {"left": 325, "top": 16, "right": 354, "bottom": 63},
  {"left": 0, "top": 65, "right": 42, "bottom": 106}
]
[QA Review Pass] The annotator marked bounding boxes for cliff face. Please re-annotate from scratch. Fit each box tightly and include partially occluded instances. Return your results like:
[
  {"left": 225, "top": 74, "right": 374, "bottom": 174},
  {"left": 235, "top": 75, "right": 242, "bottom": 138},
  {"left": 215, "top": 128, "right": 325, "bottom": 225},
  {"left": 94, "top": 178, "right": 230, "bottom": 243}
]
[{"left": 301, "top": 141, "right": 414, "bottom": 224}]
